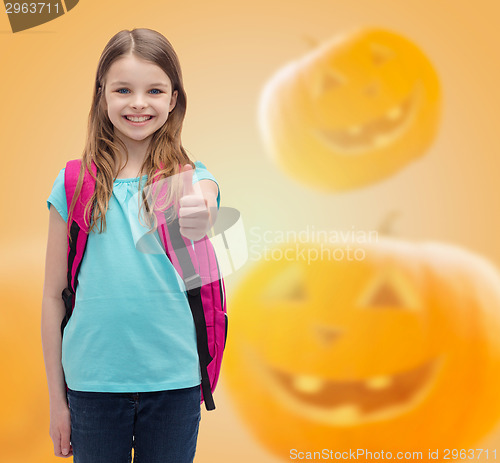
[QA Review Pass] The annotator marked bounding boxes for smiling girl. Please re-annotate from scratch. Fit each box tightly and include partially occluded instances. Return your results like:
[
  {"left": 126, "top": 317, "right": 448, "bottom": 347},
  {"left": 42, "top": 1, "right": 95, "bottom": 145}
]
[{"left": 41, "top": 28, "right": 221, "bottom": 463}]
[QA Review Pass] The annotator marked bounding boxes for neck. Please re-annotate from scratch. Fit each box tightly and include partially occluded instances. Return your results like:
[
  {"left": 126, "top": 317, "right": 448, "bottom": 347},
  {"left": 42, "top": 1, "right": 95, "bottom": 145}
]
[{"left": 113, "top": 130, "right": 152, "bottom": 177}]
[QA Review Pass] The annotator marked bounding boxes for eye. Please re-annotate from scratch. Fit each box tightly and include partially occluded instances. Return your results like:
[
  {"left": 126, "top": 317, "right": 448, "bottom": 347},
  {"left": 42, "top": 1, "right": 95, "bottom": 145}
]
[
  {"left": 115, "top": 88, "right": 163, "bottom": 94},
  {"left": 370, "top": 43, "right": 394, "bottom": 66},
  {"left": 357, "top": 267, "right": 421, "bottom": 311},
  {"left": 260, "top": 264, "right": 308, "bottom": 303},
  {"left": 310, "top": 68, "right": 346, "bottom": 99},
  {"left": 322, "top": 70, "right": 346, "bottom": 92}
]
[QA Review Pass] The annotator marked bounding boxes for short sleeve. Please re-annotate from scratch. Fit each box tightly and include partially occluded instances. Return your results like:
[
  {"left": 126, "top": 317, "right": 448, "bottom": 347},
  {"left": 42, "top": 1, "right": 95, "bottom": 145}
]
[
  {"left": 193, "top": 161, "right": 220, "bottom": 210},
  {"left": 47, "top": 167, "right": 68, "bottom": 223}
]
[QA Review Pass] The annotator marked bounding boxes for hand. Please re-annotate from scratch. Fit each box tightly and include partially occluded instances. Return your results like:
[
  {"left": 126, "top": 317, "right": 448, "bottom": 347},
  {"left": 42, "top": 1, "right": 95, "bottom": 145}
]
[
  {"left": 179, "top": 164, "right": 212, "bottom": 241},
  {"left": 49, "top": 402, "right": 73, "bottom": 458}
]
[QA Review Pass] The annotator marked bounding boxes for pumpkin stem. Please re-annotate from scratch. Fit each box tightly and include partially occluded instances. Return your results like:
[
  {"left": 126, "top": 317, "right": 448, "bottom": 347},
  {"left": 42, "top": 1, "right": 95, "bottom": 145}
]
[{"left": 378, "top": 210, "right": 401, "bottom": 235}]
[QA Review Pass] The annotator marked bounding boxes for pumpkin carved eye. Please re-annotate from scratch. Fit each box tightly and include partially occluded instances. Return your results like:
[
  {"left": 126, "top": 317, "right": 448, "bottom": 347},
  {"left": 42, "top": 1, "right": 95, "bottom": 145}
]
[
  {"left": 358, "top": 267, "right": 421, "bottom": 310},
  {"left": 366, "top": 280, "right": 405, "bottom": 308},
  {"left": 261, "top": 263, "right": 308, "bottom": 302},
  {"left": 370, "top": 43, "right": 394, "bottom": 66},
  {"left": 309, "top": 68, "right": 346, "bottom": 100},
  {"left": 323, "top": 70, "right": 346, "bottom": 92}
]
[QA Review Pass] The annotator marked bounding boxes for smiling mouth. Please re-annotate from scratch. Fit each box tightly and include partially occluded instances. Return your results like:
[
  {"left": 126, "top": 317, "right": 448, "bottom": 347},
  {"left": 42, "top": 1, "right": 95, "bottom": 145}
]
[
  {"left": 245, "top": 344, "right": 444, "bottom": 426},
  {"left": 313, "top": 85, "right": 421, "bottom": 155},
  {"left": 123, "top": 115, "right": 154, "bottom": 124}
]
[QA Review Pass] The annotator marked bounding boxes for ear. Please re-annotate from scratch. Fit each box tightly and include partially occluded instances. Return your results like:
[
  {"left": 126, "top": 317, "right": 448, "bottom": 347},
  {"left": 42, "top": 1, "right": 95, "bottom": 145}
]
[{"left": 170, "top": 90, "right": 178, "bottom": 112}]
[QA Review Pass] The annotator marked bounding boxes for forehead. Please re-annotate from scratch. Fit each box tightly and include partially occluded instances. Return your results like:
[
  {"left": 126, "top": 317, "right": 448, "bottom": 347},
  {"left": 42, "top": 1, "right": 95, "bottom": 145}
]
[{"left": 106, "top": 54, "right": 172, "bottom": 87}]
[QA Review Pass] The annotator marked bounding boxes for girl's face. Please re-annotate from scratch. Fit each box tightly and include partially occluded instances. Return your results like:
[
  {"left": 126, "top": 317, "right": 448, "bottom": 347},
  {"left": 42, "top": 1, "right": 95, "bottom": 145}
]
[{"left": 103, "top": 54, "right": 178, "bottom": 153}]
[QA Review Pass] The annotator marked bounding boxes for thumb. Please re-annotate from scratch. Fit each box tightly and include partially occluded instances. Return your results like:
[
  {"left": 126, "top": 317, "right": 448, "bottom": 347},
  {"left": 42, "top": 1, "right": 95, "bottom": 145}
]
[{"left": 181, "top": 164, "right": 195, "bottom": 197}]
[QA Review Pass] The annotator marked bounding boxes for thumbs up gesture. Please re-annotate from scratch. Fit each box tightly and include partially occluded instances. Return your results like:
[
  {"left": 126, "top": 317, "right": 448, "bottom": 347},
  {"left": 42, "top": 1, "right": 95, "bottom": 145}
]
[{"left": 179, "top": 164, "right": 212, "bottom": 241}]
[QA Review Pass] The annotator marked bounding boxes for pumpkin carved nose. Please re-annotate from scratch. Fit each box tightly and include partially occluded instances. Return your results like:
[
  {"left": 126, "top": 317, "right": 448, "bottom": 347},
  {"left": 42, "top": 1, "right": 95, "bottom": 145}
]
[
  {"left": 365, "top": 81, "right": 380, "bottom": 97},
  {"left": 313, "top": 324, "right": 342, "bottom": 346}
]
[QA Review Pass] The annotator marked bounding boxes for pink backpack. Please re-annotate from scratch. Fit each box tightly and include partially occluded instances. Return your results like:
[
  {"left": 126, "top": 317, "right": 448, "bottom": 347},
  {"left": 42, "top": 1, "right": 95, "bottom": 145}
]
[{"left": 60, "top": 159, "right": 227, "bottom": 411}]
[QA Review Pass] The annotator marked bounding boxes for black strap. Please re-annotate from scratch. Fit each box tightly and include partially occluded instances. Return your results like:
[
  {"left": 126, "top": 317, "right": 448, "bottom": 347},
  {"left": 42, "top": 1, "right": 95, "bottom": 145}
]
[
  {"left": 61, "top": 220, "right": 82, "bottom": 337},
  {"left": 61, "top": 198, "right": 94, "bottom": 336},
  {"left": 67, "top": 220, "right": 80, "bottom": 290},
  {"left": 166, "top": 214, "right": 215, "bottom": 410}
]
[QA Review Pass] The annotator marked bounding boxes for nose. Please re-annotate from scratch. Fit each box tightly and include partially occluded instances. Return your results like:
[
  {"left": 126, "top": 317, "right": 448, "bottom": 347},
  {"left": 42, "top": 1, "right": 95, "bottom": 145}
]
[
  {"left": 313, "top": 324, "right": 343, "bottom": 347},
  {"left": 365, "top": 80, "right": 379, "bottom": 97},
  {"left": 131, "top": 94, "right": 148, "bottom": 109}
]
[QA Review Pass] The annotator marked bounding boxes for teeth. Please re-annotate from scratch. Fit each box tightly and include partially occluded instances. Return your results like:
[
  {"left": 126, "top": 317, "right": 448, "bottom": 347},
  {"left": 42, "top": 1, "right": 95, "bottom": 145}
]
[
  {"left": 327, "top": 404, "right": 361, "bottom": 424},
  {"left": 126, "top": 116, "right": 151, "bottom": 122},
  {"left": 293, "top": 375, "right": 324, "bottom": 394},
  {"left": 374, "top": 133, "right": 392, "bottom": 148},
  {"left": 386, "top": 105, "right": 402, "bottom": 120},
  {"left": 365, "top": 375, "right": 392, "bottom": 389}
]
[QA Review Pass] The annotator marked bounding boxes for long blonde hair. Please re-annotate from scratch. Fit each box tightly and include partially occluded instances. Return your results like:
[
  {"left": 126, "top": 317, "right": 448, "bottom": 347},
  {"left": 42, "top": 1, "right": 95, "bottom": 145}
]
[{"left": 67, "top": 28, "right": 193, "bottom": 241}]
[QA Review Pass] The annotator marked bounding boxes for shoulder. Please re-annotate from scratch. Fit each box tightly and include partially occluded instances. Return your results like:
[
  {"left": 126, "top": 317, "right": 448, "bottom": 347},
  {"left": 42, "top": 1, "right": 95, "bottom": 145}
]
[
  {"left": 192, "top": 160, "right": 219, "bottom": 186},
  {"left": 192, "top": 160, "right": 216, "bottom": 179},
  {"left": 52, "top": 167, "right": 67, "bottom": 189},
  {"left": 46, "top": 166, "right": 68, "bottom": 222},
  {"left": 193, "top": 160, "right": 208, "bottom": 171}
]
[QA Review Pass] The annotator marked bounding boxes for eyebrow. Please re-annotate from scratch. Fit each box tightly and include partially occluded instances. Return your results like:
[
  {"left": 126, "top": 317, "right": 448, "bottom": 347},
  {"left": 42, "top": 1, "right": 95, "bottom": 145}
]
[{"left": 110, "top": 81, "right": 169, "bottom": 87}]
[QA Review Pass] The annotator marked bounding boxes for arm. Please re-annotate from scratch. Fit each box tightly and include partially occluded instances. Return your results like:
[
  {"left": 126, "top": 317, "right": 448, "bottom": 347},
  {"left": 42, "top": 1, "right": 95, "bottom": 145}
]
[{"left": 41, "top": 205, "right": 73, "bottom": 457}]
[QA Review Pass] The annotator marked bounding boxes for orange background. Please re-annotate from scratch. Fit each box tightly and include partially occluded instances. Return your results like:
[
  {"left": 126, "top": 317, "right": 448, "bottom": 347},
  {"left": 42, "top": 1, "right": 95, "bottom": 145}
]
[{"left": 1, "top": 0, "right": 500, "bottom": 461}]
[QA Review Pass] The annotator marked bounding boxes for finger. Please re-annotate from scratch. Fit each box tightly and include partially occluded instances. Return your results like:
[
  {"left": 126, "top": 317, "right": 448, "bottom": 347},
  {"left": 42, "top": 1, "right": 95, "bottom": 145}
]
[
  {"left": 60, "top": 427, "right": 71, "bottom": 456},
  {"left": 53, "top": 432, "right": 66, "bottom": 457},
  {"left": 53, "top": 432, "right": 61, "bottom": 456},
  {"left": 179, "top": 207, "right": 210, "bottom": 223},
  {"left": 179, "top": 195, "right": 206, "bottom": 208},
  {"left": 179, "top": 216, "right": 209, "bottom": 230},
  {"left": 180, "top": 164, "right": 195, "bottom": 197}
]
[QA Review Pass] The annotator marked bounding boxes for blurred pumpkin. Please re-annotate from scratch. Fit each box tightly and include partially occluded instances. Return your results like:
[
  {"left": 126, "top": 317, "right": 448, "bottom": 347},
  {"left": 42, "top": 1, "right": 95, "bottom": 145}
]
[
  {"left": 224, "top": 238, "right": 500, "bottom": 459},
  {"left": 258, "top": 28, "right": 441, "bottom": 191}
]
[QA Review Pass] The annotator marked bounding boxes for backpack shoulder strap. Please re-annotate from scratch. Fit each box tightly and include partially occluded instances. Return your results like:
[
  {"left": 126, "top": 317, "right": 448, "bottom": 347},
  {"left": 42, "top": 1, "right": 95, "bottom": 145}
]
[
  {"left": 65, "top": 159, "right": 96, "bottom": 231},
  {"left": 153, "top": 163, "right": 226, "bottom": 411},
  {"left": 61, "top": 159, "right": 97, "bottom": 336}
]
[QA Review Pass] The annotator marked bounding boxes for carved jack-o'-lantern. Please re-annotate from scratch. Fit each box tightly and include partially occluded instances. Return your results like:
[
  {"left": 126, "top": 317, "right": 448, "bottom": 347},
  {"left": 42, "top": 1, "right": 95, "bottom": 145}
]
[
  {"left": 258, "top": 28, "right": 441, "bottom": 191},
  {"left": 224, "top": 239, "right": 500, "bottom": 459}
]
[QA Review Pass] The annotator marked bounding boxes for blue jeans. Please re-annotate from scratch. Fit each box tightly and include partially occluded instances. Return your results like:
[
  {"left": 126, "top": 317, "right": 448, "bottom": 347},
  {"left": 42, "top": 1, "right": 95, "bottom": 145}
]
[{"left": 66, "top": 385, "right": 201, "bottom": 463}]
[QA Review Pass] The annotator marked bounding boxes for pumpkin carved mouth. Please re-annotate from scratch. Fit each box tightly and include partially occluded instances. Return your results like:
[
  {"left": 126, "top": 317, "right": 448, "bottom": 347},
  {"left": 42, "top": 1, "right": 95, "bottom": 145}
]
[
  {"left": 313, "top": 85, "right": 421, "bottom": 155},
  {"left": 247, "top": 343, "right": 444, "bottom": 426}
]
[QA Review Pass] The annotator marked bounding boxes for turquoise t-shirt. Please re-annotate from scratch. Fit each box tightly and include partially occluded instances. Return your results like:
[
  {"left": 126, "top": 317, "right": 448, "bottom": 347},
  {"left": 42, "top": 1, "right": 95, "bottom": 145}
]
[{"left": 47, "top": 161, "right": 220, "bottom": 393}]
